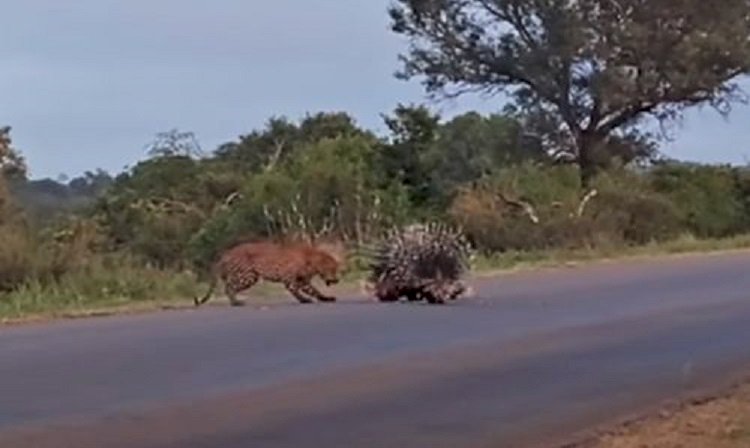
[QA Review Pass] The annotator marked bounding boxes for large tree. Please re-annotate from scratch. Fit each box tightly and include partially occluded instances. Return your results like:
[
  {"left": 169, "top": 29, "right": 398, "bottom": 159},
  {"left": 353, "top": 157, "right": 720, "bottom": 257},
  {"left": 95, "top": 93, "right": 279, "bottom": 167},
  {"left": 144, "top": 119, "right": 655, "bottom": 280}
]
[{"left": 389, "top": 0, "right": 750, "bottom": 187}]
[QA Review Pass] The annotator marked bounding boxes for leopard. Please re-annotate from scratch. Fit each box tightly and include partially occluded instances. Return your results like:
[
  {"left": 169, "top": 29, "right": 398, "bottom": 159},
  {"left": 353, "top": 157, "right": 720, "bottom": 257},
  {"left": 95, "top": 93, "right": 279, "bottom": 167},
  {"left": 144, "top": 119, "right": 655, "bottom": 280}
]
[{"left": 194, "top": 240, "right": 342, "bottom": 307}]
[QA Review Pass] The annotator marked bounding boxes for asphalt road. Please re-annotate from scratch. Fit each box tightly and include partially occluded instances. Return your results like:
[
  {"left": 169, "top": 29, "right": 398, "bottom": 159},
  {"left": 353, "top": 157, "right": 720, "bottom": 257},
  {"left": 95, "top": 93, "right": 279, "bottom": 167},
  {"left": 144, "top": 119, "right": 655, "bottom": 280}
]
[{"left": 1, "top": 251, "right": 749, "bottom": 448}]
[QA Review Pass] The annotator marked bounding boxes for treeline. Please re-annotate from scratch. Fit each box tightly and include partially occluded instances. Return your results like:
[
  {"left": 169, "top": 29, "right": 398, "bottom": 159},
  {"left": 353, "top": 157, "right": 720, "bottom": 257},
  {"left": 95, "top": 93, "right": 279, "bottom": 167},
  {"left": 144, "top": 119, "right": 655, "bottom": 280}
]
[
  {"left": 97, "top": 108, "right": 549, "bottom": 269},
  {"left": 0, "top": 108, "right": 749, "bottom": 314},
  {"left": 94, "top": 108, "right": 750, "bottom": 266},
  {"left": 10, "top": 170, "right": 113, "bottom": 222}
]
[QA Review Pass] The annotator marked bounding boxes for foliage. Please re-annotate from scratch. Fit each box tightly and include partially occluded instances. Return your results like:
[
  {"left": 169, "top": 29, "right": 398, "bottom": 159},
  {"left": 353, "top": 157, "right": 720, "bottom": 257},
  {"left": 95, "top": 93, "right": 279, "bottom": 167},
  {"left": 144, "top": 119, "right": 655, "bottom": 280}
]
[
  {"left": 214, "top": 112, "right": 377, "bottom": 173},
  {"left": 380, "top": 104, "right": 441, "bottom": 208},
  {"left": 450, "top": 164, "right": 688, "bottom": 252},
  {"left": 0, "top": 126, "right": 27, "bottom": 181},
  {"left": 145, "top": 129, "right": 203, "bottom": 158},
  {"left": 650, "top": 163, "right": 749, "bottom": 237},
  {"left": 12, "top": 170, "right": 114, "bottom": 223},
  {"left": 188, "top": 135, "right": 411, "bottom": 270}
]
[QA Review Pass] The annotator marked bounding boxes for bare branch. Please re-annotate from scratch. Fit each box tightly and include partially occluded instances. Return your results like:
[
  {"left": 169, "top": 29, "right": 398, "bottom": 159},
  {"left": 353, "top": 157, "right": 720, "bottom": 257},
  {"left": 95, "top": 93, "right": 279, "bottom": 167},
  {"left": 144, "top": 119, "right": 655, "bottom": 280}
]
[
  {"left": 576, "top": 189, "right": 598, "bottom": 218},
  {"left": 223, "top": 191, "right": 242, "bottom": 208},
  {"left": 496, "top": 191, "right": 540, "bottom": 224},
  {"left": 265, "top": 138, "right": 286, "bottom": 172}
]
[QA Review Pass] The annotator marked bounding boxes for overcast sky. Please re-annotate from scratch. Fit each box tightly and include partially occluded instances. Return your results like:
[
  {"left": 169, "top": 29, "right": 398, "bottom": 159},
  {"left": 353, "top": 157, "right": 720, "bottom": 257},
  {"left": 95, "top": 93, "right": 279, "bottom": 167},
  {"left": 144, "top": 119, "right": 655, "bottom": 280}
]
[{"left": 2, "top": 0, "right": 749, "bottom": 179}]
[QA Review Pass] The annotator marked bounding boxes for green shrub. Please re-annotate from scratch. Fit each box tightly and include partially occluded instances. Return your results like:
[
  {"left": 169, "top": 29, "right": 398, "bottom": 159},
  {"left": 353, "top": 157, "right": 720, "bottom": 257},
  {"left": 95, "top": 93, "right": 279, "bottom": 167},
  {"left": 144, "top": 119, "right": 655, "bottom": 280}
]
[
  {"left": 650, "top": 163, "right": 748, "bottom": 238},
  {"left": 450, "top": 165, "right": 685, "bottom": 253}
]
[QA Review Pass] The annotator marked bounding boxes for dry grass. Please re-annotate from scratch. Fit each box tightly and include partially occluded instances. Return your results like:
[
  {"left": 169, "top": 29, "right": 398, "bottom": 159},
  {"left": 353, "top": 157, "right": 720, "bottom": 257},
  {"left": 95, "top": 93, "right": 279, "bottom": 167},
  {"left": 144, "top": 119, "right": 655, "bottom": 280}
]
[{"left": 593, "top": 384, "right": 750, "bottom": 448}]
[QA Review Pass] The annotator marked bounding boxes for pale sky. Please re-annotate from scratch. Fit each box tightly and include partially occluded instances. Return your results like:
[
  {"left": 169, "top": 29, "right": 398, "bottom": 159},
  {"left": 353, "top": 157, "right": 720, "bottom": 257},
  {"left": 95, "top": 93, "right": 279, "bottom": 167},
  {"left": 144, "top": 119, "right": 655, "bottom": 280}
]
[{"left": 2, "top": 0, "right": 749, "bottom": 179}]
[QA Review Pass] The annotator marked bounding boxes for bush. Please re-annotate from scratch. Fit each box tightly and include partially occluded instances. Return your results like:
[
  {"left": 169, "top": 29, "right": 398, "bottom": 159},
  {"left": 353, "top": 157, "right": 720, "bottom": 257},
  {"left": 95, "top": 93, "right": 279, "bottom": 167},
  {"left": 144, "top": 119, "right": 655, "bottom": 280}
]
[
  {"left": 0, "top": 215, "right": 199, "bottom": 319},
  {"left": 650, "top": 163, "right": 748, "bottom": 238},
  {"left": 450, "top": 165, "right": 685, "bottom": 253},
  {"left": 586, "top": 170, "right": 683, "bottom": 245},
  {"left": 584, "top": 190, "right": 682, "bottom": 245},
  {"left": 0, "top": 225, "right": 38, "bottom": 291},
  {"left": 449, "top": 164, "right": 584, "bottom": 252}
]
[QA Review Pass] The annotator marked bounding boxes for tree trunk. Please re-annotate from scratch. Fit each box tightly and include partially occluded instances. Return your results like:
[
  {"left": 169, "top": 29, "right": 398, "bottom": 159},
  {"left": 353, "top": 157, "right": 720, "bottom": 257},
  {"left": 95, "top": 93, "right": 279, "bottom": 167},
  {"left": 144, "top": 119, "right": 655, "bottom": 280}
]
[{"left": 576, "top": 132, "right": 603, "bottom": 190}]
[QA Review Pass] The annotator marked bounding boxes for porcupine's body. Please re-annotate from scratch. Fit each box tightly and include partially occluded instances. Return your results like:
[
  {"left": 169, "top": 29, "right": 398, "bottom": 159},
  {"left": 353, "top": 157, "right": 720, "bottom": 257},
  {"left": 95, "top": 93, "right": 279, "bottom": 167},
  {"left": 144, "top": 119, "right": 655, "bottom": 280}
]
[{"left": 366, "top": 223, "right": 472, "bottom": 304}]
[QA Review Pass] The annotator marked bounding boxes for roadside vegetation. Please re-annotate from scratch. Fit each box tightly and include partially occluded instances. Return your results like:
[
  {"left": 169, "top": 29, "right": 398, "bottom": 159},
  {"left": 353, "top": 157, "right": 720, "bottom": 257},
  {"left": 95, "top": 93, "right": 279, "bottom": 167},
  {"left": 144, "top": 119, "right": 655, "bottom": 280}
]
[
  {"left": 593, "top": 383, "right": 750, "bottom": 448},
  {"left": 1, "top": 118, "right": 749, "bottom": 322},
  {"left": 3, "top": 1, "right": 750, "bottom": 321}
]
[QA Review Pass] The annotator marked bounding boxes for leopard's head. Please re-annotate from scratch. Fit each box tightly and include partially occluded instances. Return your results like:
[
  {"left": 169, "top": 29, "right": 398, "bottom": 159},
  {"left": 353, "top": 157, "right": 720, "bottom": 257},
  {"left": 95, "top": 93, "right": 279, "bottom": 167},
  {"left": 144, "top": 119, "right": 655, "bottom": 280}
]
[{"left": 315, "top": 250, "right": 341, "bottom": 286}]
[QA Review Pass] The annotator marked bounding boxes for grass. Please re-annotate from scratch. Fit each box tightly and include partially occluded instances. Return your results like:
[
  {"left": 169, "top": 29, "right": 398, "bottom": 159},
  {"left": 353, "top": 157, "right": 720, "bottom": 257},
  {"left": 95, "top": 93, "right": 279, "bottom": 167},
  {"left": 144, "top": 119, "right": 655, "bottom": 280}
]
[
  {"left": 472, "top": 233, "right": 750, "bottom": 274},
  {"left": 0, "top": 261, "right": 202, "bottom": 323},
  {"left": 2, "top": 234, "right": 750, "bottom": 325},
  {"left": 592, "top": 383, "right": 750, "bottom": 448}
]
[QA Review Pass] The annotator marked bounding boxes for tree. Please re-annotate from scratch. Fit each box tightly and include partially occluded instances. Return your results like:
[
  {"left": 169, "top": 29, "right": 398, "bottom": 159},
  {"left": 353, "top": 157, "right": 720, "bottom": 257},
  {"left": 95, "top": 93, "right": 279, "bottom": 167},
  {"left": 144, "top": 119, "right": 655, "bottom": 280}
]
[
  {"left": 0, "top": 126, "right": 27, "bottom": 181},
  {"left": 0, "top": 127, "right": 26, "bottom": 223},
  {"left": 215, "top": 112, "right": 376, "bottom": 173},
  {"left": 298, "top": 111, "right": 368, "bottom": 143},
  {"left": 215, "top": 117, "right": 299, "bottom": 172},
  {"left": 381, "top": 104, "right": 441, "bottom": 207},
  {"left": 426, "top": 111, "right": 543, "bottom": 198},
  {"left": 146, "top": 129, "right": 203, "bottom": 159},
  {"left": 68, "top": 169, "right": 114, "bottom": 197},
  {"left": 389, "top": 0, "right": 750, "bottom": 187},
  {"left": 503, "top": 102, "right": 659, "bottom": 168}
]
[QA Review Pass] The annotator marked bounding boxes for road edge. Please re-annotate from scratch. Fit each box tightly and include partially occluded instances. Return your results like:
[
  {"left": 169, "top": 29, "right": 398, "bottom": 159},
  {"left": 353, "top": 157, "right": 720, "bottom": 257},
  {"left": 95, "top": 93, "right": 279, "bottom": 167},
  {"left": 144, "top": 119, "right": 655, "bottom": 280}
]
[{"left": 549, "top": 371, "right": 750, "bottom": 448}]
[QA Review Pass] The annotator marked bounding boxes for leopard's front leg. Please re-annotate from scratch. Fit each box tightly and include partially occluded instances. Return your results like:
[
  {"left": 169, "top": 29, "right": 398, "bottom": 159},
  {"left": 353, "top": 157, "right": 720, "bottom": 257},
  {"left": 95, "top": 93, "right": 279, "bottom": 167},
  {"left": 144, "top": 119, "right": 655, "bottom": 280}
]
[
  {"left": 297, "top": 280, "right": 336, "bottom": 302},
  {"left": 283, "top": 281, "right": 315, "bottom": 304}
]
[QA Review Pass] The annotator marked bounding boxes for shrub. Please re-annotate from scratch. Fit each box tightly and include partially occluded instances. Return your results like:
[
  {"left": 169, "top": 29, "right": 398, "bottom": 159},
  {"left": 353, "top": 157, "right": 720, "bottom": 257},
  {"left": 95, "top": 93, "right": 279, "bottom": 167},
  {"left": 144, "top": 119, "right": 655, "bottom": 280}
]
[
  {"left": 450, "top": 165, "right": 685, "bottom": 253},
  {"left": 650, "top": 163, "right": 748, "bottom": 238}
]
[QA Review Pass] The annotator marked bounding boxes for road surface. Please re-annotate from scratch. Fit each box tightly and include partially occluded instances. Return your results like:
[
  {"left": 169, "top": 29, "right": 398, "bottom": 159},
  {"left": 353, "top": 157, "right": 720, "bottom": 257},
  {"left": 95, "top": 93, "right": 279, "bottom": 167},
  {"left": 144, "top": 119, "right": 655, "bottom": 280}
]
[{"left": 1, "top": 251, "right": 749, "bottom": 448}]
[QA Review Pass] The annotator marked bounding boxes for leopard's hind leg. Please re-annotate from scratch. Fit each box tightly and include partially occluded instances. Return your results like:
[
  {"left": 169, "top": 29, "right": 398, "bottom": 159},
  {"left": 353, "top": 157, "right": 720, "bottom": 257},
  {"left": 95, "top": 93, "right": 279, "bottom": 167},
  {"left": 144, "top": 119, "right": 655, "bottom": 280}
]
[{"left": 224, "top": 270, "right": 259, "bottom": 307}]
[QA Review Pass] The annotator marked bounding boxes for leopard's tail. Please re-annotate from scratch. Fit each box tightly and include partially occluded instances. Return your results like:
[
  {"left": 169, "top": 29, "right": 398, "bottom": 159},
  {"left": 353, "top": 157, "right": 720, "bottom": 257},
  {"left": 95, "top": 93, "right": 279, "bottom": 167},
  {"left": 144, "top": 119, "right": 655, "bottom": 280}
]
[{"left": 194, "top": 264, "right": 219, "bottom": 307}]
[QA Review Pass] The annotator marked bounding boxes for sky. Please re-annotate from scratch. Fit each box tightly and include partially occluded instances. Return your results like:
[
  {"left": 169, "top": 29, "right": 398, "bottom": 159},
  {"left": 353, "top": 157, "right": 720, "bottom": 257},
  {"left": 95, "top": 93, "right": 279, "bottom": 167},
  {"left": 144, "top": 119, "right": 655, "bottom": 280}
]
[{"left": 2, "top": 0, "right": 749, "bottom": 180}]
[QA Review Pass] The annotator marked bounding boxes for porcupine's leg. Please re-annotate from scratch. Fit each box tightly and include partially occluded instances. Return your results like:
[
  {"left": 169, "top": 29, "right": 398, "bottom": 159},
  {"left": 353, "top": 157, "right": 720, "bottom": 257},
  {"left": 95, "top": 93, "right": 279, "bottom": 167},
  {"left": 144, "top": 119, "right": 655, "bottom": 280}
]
[{"left": 423, "top": 281, "right": 447, "bottom": 305}]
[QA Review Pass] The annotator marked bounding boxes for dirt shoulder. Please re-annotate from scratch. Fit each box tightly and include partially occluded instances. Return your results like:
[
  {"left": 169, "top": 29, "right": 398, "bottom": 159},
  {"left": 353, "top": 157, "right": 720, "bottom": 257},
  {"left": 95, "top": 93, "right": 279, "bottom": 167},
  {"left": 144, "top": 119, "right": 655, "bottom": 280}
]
[{"left": 577, "top": 381, "right": 750, "bottom": 448}]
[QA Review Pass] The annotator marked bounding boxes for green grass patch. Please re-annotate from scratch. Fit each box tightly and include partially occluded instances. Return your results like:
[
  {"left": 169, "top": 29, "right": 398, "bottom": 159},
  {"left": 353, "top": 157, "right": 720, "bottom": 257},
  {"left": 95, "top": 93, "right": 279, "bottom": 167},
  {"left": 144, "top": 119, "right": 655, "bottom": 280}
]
[
  {"left": 472, "top": 234, "right": 750, "bottom": 274},
  {"left": 0, "top": 260, "right": 200, "bottom": 322}
]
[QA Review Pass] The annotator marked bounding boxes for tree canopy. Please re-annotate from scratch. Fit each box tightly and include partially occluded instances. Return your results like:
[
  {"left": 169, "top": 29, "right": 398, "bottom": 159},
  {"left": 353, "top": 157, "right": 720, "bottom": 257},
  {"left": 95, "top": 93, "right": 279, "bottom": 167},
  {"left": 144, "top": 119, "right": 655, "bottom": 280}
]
[{"left": 389, "top": 0, "right": 750, "bottom": 186}]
